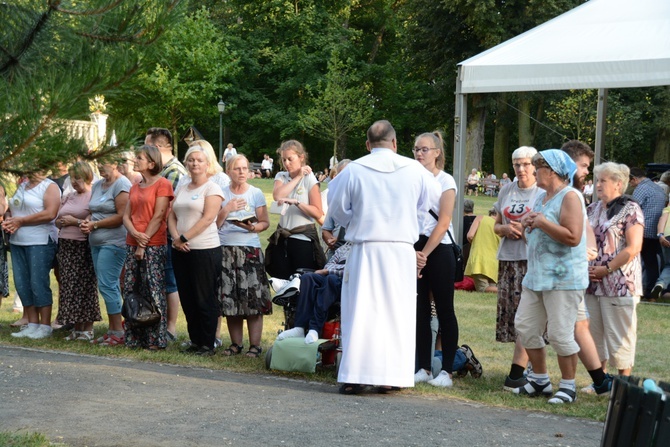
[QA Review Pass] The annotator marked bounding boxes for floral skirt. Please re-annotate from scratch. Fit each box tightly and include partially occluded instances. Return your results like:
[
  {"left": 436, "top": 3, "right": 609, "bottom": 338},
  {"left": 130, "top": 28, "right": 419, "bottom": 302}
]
[
  {"left": 123, "top": 245, "right": 168, "bottom": 348},
  {"left": 496, "top": 260, "right": 527, "bottom": 343},
  {"left": 56, "top": 238, "right": 101, "bottom": 324},
  {"left": 219, "top": 246, "right": 272, "bottom": 317}
]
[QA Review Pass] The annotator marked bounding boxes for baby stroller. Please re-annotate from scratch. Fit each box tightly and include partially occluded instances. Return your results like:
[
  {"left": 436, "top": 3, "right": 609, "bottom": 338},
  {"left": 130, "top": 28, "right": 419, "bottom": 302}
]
[{"left": 265, "top": 269, "right": 342, "bottom": 372}]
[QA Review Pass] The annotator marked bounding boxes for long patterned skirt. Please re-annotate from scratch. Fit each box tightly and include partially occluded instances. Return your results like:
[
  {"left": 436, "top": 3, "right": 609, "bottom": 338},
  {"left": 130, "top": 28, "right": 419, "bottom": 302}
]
[
  {"left": 56, "top": 238, "right": 101, "bottom": 324},
  {"left": 219, "top": 246, "right": 272, "bottom": 317},
  {"left": 496, "top": 260, "right": 527, "bottom": 343},
  {"left": 123, "top": 245, "right": 168, "bottom": 349}
]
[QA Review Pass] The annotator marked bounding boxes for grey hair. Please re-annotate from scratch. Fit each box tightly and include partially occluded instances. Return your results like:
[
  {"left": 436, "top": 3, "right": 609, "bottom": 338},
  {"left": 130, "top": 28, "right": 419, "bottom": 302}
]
[
  {"left": 594, "top": 162, "right": 630, "bottom": 192},
  {"left": 512, "top": 146, "right": 537, "bottom": 161}
]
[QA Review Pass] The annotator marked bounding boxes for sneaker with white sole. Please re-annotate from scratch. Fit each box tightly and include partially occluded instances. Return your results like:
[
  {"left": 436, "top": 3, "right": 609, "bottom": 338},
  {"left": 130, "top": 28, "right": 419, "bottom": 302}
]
[
  {"left": 11, "top": 324, "right": 38, "bottom": 338},
  {"left": 414, "top": 369, "right": 433, "bottom": 384},
  {"left": 269, "top": 277, "right": 290, "bottom": 294},
  {"left": 651, "top": 283, "right": 665, "bottom": 300},
  {"left": 427, "top": 371, "right": 453, "bottom": 388},
  {"left": 513, "top": 379, "right": 553, "bottom": 396},
  {"left": 27, "top": 325, "right": 53, "bottom": 339},
  {"left": 460, "top": 344, "right": 483, "bottom": 378}
]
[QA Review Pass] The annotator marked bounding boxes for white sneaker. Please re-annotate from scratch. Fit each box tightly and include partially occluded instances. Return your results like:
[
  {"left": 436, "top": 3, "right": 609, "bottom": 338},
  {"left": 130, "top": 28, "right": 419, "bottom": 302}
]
[
  {"left": 269, "top": 277, "right": 290, "bottom": 294},
  {"left": 11, "top": 324, "right": 38, "bottom": 338},
  {"left": 414, "top": 369, "right": 433, "bottom": 383},
  {"left": 27, "top": 325, "right": 53, "bottom": 339},
  {"left": 427, "top": 371, "right": 453, "bottom": 388}
]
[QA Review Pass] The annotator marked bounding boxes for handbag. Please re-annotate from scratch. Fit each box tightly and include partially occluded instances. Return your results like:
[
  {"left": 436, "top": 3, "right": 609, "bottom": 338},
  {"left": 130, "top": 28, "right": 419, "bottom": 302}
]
[
  {"left": 446, "top": 230, "right": 465, "bottom": 282},
  {"left": 122, "top": 260, "right": 161, "bottom": 328},
  {"left": 429, "top": 209, "right": 464, "bottom": 282}
]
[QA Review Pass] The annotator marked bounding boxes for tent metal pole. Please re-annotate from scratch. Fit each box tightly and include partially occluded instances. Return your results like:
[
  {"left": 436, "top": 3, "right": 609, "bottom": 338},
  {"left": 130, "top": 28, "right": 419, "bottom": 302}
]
[
  {"left": 453, "top": 66, "right": 467, "bottom": 245},
  {"left": 595, "top": 88, "right": 608, "bottom": 164}
]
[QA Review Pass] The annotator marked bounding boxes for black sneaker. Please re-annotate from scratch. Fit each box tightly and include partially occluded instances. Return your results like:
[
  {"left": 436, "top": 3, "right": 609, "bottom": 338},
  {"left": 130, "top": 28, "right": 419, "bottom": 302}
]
[
  {"left": 460, "top": 344, "right": 483, "bottom": 378},
  {"left": 593, "top": 374, "right": 614, "bottom": 395},
  {"left": 195, "top": 346, "right": 215, "bottom": 357},
  {"left": 503, "top": 375, "right": 528, "bottom": 392},
  {"left": 651, "top": 284, "right": 664, "bottom": 300}
]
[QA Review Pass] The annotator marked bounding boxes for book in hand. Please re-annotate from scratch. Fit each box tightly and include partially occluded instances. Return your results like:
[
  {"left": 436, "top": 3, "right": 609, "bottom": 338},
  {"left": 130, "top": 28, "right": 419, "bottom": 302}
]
[{"left": 226, "top": 214, "right": 258, "bottom": 224}]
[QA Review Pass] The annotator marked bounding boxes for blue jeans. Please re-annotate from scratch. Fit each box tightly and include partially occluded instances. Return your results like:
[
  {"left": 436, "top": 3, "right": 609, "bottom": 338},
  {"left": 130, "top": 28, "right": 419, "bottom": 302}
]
[
  {"left": 91, "top": 245, "right": 126, "bottom": 315},
  {"left": 11, "top": 240, "right": 58, "bottom": 308},
  {"left": 164, "top": 236, "right": 178, "bottom": 294},
  {"left": 656, "top": 244, "right": 670, "bottom": 291}
]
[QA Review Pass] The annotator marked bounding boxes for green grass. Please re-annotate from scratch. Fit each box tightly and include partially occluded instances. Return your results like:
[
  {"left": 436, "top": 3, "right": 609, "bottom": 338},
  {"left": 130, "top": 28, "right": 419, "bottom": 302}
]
[
  {"left": 1, "top": 180, "right": 668, "bottom": 423},
  {"left": 0, "top": 432, "right": 67, "bottom": 447}
]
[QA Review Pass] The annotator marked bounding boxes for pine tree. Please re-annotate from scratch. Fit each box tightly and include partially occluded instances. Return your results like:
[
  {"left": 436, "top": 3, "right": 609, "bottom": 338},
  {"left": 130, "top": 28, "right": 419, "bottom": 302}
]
[{"left": 0, "top": 0, "right": 184, "bottom": 175}]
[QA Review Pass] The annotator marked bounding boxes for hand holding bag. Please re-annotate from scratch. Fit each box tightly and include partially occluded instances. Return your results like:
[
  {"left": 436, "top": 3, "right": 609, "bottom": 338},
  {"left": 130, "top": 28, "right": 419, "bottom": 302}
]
[{"left": 122, "top": 260, "right": 161, "bottom": 328}]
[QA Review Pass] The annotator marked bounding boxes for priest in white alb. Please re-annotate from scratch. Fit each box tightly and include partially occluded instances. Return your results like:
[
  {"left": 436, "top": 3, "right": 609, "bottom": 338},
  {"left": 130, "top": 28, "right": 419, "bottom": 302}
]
[{"left": 327, "top": 120, "right": 441, "bottom": 393}]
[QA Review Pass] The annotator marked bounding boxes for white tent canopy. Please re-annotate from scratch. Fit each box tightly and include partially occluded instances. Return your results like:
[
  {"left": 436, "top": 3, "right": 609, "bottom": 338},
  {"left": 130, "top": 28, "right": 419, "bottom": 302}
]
[{"left": 452, "top": 0, "right": 670, "bottom": 242}]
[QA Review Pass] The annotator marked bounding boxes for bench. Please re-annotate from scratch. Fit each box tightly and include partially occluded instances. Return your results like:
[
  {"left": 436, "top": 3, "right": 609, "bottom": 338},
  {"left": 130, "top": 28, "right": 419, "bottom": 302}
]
[{"left": 482, "top": 178, "right": 499, "bottom": 196}]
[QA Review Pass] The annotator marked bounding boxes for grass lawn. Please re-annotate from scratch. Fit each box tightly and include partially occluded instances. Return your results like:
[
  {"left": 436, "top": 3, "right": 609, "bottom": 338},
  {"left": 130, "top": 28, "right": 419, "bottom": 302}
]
[{"left": 1, "top": 179, "right": 668, "bottom": 422}]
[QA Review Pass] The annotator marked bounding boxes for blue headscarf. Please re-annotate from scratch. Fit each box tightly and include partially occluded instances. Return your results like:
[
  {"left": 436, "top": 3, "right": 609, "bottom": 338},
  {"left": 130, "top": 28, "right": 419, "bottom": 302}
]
[{"left": 539, "top": 149, "right": 577, "bottom": 187}]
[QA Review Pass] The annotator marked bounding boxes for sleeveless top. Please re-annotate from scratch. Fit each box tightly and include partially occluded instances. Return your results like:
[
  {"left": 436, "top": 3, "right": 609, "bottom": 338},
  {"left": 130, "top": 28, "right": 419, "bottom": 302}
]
[{"left": 522, "top": 186, "right": 588, "bottom": 291}]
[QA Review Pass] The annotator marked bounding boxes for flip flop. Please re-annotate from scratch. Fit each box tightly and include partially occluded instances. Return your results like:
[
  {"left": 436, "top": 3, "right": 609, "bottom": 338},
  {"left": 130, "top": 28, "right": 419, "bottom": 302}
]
[{"left": 10, "top": 318, "right": 29, "bottom": 327}]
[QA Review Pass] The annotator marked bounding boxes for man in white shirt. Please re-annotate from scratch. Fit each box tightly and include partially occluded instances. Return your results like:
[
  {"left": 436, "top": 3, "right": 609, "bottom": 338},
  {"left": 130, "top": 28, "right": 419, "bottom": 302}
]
[
  {"left": 327, "top": 120, "right": 441, "bottom": 394},
  {"left": 260, "top": 153, "right": 273, "bottom": 178}
]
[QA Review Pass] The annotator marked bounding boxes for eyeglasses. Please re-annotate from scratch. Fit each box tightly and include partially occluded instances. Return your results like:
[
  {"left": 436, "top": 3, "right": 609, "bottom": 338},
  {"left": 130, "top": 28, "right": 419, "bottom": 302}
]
[
  {"left": 513, "top": 162, "right": 532, "bottom": 169},
  {"left": 413, "top": 147, "right": 437, "bottom": 154}
]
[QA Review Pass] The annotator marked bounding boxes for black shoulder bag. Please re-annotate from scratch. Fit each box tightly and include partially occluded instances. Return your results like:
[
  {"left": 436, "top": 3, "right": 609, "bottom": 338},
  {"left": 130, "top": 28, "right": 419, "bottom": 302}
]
[{"left": 429, "top": 209, "right": 464, "bottom": 282}]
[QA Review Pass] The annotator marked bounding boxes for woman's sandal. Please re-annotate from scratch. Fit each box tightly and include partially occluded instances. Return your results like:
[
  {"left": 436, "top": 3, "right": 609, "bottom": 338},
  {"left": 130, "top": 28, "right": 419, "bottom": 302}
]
[
  {"left": 548, "top": 387, "right": 577, "bottom": 404},
  {"left": 338, "top": 383, "right": 369, "bottom": 395},
  {"left": 245, "top": 345, "right": 263, "bottom": 358},
  {"left": 221, "top": 343, "right": 244, "bottom": 356}
]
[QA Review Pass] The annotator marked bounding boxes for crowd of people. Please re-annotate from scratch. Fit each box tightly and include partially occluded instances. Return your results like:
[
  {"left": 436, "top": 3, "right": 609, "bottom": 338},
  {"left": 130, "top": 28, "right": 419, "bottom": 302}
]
[{"left": 1, "top": 120, "right": 663, "bottom": 404}]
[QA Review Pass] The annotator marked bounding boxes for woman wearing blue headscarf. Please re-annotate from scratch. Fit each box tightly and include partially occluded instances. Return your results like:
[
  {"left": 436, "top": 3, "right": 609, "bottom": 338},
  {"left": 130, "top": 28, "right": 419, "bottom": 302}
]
[{"left": 512, "top": 149, "right": 588, "bottom": 404}]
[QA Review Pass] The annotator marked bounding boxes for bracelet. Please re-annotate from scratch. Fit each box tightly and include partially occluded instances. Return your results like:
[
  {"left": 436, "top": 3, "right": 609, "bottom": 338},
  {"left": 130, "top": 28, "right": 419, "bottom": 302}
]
[
  {"left": 294, "top": 201, "right": 300, "bottom": 206},
  {"left": 179, "top": 234, "right": 188, "bottom": 243},
  {"left": 77, "top": 219, "right": 81, "bottom": 226}
]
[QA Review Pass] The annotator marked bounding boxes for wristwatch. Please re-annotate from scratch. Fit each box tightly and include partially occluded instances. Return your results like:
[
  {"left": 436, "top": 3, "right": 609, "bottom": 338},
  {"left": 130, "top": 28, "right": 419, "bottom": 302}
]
[
  {"left": 93, "top": 222, "right": 98, "bottom": 230},
  {"left": 658, "top": 233, "right": 665, "bottom": 238},
  {"left": 606, "top": 264, "right": 613, "bottom": 274}
]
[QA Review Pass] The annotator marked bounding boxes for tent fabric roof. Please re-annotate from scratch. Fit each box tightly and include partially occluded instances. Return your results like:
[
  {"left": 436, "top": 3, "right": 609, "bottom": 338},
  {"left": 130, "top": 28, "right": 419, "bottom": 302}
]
[{"left": 458, "top": 0, "right": 670, "bottom": 93}]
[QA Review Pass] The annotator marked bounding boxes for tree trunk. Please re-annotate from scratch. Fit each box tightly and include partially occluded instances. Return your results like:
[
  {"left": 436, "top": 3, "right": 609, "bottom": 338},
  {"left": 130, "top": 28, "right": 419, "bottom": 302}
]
[
  {"left": 493, "top": 93, "right": 510, "bottom": 177},
  {"left": 518, "top": 94, "right": 532, "bottom": 146},
  {"left": 466, "top": 94, "right": 487, "bottom": 177},
  {"left": 654, "top": 127, "right": 670, "bottom": 163}
]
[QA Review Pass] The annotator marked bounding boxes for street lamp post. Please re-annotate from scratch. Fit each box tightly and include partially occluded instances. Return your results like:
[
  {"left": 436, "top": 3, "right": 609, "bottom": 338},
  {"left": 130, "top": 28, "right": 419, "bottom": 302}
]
[{"left": 217, "top": 99, "right": 226, "bottom": 165}]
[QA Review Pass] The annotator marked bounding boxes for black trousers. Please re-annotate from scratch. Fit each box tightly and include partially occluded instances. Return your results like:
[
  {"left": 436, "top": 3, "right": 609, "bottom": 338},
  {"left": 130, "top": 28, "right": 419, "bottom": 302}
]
[
  {"left": 269, "top": 237, "right": 318, "bottom": 280},
  {"left": 414, "top": 236, "right": 459, "bottom": 374},
  {"left": 172, "top": 247, "right": 223, "bottom": 349}
]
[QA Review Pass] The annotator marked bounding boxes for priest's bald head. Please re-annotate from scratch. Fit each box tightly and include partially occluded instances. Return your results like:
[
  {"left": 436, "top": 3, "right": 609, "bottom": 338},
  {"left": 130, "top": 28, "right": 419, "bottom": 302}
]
[{"left": 366, "top": 120, "right": 397, "bottom": 152}]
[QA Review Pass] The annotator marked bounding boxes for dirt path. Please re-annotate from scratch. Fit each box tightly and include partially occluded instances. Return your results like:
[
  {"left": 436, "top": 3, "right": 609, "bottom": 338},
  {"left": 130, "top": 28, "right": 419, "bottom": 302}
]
[{"left": 0, "top": 346, "right": 603, "bottom": 446}]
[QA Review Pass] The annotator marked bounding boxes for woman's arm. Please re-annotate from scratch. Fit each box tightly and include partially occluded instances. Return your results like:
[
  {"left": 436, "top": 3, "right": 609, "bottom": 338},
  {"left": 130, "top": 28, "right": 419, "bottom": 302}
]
[
  {"left": 81, "top": 191, "right": 128, "bottom": 235},
  {"left": 143, "top": 196, "right": 171, "bottom": 241},
  {"left": 494, "top": 211, "right": 524, "bottom": 240},
  {"left": 467, "top": 215, "right": 484, "bottom": 242},
  {"left": 532, "top": 191, "right": 584, "bottom": 247},
  {"left": 591, "top": 222, "right": 643, "bottom": 280},
  {"left": 273, "top": 175, "right": 302, "bottom": 200},
  {"left": 420, "top": 188, "right": 455, "bottom": 259}
]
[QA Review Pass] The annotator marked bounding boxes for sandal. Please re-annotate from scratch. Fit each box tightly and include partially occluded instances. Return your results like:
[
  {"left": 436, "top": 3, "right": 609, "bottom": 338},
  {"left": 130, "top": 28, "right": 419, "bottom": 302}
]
[
  {"left": 100, "top": 334, "right": 125, "bottom": 346},
  {"left": 221, "top": 343, "right": 244, "bottom": 356},
  {"left": 339, "top": 383, "right": 369, "bottom": 395},
  {"left": 548, "top": 387, "right": 577, "bottom": 404},
  {"left": 376, "top": 386, "right": 401, "bottom": 394},
  {"left": 75, "top": 331, "right": 94, "bottom": 341},
  {"left": 245, "top": 345, "right": 263, "bottom": 358},
  {"left": 64, "top": 331, "right": 80, "bottom": 341}
]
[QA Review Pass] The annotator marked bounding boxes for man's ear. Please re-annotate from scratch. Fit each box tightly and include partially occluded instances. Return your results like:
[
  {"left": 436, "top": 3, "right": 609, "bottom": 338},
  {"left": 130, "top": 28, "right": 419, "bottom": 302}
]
[{"left": 365, "top": 141, "right": 371, "bottom": 152}]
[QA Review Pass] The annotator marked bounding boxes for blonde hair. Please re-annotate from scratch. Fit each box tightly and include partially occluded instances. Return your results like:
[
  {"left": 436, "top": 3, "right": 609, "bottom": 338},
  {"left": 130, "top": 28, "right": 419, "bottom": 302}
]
[
  {"left": 226, "top": 154, "right": 249, "bottom": 176},
  {"left": 414, "top": 131, "right": 445, "bottom": 171},
  {"left": 186, "top": 139, "right": 222, "bottom": 176}
]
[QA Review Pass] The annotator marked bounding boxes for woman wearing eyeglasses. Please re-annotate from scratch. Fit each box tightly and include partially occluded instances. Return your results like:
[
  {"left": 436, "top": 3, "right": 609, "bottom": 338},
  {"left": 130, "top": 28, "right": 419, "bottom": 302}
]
[
  {"left": 412, "top": 131, "right": 459, "bottom": 388},
  {"left": 493, "top": 146, "right": 541, "bottom": 391}
]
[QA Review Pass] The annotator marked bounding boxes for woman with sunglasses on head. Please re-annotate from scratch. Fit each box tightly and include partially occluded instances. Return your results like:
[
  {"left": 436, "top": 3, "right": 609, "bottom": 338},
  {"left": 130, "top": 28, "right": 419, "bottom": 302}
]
[
  {"left": 267, "top": 140, "right": 326, "bottom": 279},
  {"left": 412, "top": 131, "right": 459, "bottom": 388},
  {"left": 493, "top": 146, "right": 541, "bottom": 392}
]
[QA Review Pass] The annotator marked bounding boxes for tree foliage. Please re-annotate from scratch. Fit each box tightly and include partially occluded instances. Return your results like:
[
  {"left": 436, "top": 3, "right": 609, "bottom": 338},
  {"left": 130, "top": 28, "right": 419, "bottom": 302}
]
[{"left": 0, "top": 0, "right": 184, "bottom": 175}]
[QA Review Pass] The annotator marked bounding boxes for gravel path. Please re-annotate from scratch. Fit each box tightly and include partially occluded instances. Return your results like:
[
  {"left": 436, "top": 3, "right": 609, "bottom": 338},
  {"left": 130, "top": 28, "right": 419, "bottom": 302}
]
[{"left": 0, "top": 346, "right": 603, "bottom": 447}]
